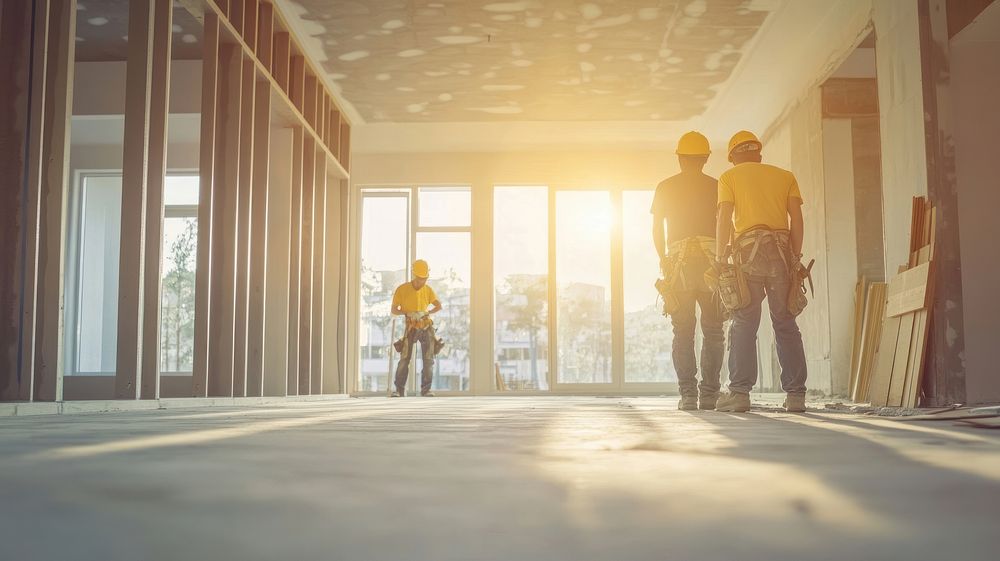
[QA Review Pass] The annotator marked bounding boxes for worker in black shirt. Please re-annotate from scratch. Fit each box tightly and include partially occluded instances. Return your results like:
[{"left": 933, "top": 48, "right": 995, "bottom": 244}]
[{"left": 651, "top": 131, "right": 726, "bottom": 411}]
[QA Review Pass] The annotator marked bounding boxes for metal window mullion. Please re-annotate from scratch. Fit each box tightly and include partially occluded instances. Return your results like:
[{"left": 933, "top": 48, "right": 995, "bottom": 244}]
[
  {"left": 408, "top": 187, "right": 417, "bottom": 393},
  {"left": 547, "top": 186, "right": 557, "bottom": 390},
  {"left": 610, "top": 189, "right": 625, "bottom": 389}
]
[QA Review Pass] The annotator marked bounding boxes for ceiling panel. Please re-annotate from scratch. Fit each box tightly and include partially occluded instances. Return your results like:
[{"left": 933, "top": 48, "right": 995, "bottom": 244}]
[{"left": 289, "top": 0, "right": 775, "bottom": 122}]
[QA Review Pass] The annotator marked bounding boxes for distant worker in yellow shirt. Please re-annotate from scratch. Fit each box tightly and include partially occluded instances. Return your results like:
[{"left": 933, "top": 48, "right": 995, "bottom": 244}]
[
  {"left": 714, "top": 131, "right": 809, "bottom": 413},
  {"left": 390, "top": 259, "right": 443, "bottom": 397}
]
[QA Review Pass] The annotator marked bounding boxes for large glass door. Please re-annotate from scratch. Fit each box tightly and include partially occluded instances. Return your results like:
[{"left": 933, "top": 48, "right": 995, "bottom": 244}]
[
  {"left": 553, "top": 190, "right": 614, "bottom": 389},
  {"left": 492, "top": 186, "right": 678, "bottom": 394},
  {"left": 356, "top": 187, "right": 471, "bottom": 394},
  {"left": 358, "top": 191, "right": 410, "bottom": 393},
  {"left": 622, "top": 190, "right": 677, "bottom": 386}
]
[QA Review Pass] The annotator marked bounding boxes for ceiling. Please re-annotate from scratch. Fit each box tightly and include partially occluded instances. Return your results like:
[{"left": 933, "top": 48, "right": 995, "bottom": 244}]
[
  {"left": 288, "top": 0, "right": 777, "bottom": 123},
  {"left": 75, "top": 0, "right": 203, "bottom": 62}
]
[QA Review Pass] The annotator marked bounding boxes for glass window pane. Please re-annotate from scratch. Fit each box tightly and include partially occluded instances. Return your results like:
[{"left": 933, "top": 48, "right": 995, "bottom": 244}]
[
  {"left": 75, "top": 175, "right": 122, "bottom": 374},
  {"left": 164, "top": 175, "right": 200, "bottom": 206},
  {"left": 416, "top": 232, "right": 471, "bottom": 391},
  {"left": 623, "top": 191, "right": 677, "bottom": 383},
  {"left": 359, "top": 195, "right": 409, "bottom": 392},
  {"left": 418, "top": 187, "right": 471, "bottom": 227},
  {"left": 160, "top": 216, "right": 198, "bottom": 374},
  {"left": 494, "top": 187, "right": 549, "bottom": 391},
  {"left": 556, "top": 191, "right": 612, "bottom": 384}
]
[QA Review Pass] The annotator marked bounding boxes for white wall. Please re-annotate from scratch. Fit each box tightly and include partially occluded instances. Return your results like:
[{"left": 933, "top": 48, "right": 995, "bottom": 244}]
[
  {"left": 823, "top": 119, "right": 860, "bottom": 396},
  {"left": 763, "top": 91, "right": 836, "bottom": 394},
  {"left": 952, "top": 2, "right": 1000, "bottom": 405},
  {"left": 873, "top": 0, "right": 930, "bottom": 273}
]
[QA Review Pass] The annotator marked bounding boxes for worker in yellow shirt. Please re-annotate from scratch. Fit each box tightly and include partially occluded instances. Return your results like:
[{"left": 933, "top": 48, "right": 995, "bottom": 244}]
[
  {"left": 714, "top": 131, "right": 809, "bottom": 413},
  {"left": 390, "top": 259, "right": 443, "bottom": 397}
]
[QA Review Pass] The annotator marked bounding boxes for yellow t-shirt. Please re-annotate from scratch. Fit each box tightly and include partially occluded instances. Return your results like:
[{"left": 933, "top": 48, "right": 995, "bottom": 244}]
[
  {"left": 391, "top": 282, "right": 438, "bottom": 314},
  {"left": 718, "top": 162, "right": 803, "bottom": 234}
]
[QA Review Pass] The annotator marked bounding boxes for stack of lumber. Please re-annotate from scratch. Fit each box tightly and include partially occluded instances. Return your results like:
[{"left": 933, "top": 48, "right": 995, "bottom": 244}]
[
  {"left": 849, "top": 280, "right": 887, "bottom": 402},
  {"left": 866, "top": 197, "right": 936, "bottom": 408}
]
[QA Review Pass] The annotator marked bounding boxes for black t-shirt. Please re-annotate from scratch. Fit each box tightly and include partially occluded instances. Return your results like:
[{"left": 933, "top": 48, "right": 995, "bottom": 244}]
[{"left": 650, "top": 171, "right": 718, "bottom": 245}]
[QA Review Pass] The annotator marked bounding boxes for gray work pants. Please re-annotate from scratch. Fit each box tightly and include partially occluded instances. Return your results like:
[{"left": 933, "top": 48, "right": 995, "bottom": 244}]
[
  {"left": 670, "top": 290, "right": 725, "bottom": 399},
  {"left": 727, "top": 239, "right": 808, "bottom": 395},
  {"left": 394, "top": 327, "right": 434, "bottom": 395}
]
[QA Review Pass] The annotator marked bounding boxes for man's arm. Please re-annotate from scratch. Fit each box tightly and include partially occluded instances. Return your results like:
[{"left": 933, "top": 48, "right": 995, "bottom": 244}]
[
  {"left": 788, "top": 198, "right": 804, "bottom": 257},
  {"left": 391, "top": 304, "right": 405, "bottom": 316},
  {"left": 716, "top": 202, "right": 734, "bottom": 259},
  {"left": 429, "top": 300, "right": 443, "bottom": 315},
  {"left": 652, "top": 212, "right": 666, "bottom": 261}
]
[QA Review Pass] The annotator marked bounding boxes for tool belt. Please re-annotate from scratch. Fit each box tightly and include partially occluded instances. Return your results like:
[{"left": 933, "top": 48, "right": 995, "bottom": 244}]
[
  {"left": 730, "top": 227, "right": 814, "bottom": 317},
  {"left": 655, "top": 236, "right": 715, "bottom": 316},
  {"left": 393, "top": 322, "right": 445, "bottom": 357}
]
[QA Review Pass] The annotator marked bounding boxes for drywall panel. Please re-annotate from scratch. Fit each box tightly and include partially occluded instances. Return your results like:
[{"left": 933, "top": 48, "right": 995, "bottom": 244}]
[
  {"left": 788, "top": 91, "right": 833, "bottom": 394},
  {"left": 822, "top": 118, "right": 859, "bottom": 396},
  {"left": 952, "top": 1, "right": 1000, "bottom": 404},
  {"left": 873, "top": 0, "right": 929, "bottom": 272}
]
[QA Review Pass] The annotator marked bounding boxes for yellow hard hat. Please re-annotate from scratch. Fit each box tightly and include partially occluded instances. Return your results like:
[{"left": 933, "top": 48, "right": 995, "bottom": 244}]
[
  {"left": 727, "top": 130, "right": 762, "bottom": 161},
  {"left": 675, "top": 131, "right": 711, "bottom": 156},
  {"left": 412, "top": 259, "right": 430, "bottom": 279}
]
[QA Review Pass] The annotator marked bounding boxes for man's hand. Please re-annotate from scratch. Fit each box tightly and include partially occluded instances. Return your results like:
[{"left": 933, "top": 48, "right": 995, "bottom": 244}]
[{"left": 659, "top": 254, "right": 670, "bottom": 276}]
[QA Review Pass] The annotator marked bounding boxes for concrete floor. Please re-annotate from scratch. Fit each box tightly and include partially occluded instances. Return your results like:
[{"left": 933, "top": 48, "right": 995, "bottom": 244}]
[{"left": 1, "top": 397, "right": 998, "bottom": 561}]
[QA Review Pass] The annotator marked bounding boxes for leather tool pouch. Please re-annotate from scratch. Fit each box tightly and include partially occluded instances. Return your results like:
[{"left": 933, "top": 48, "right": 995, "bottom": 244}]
[
  {"left": 716, "top": 253, "right": 751, "bottom": 312},
  {"left": 787, "top": 259, "right": 815, "bottom": 317},
  {"left": 655, "top": 253, "right": 682, "bottom": 316}
]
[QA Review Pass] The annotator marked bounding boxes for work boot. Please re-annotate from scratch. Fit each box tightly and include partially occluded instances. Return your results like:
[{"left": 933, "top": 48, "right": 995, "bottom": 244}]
[
  {"left": 390, "top": 388, "right": 404, "bottom": 398},
  {"left": 421, "top": 391, "right": 435, "bottom": 397},
  {"left": 783, "top": 393, "right": 806, "bottom": 413},
  {"left": 715, "top": 391, "right": 751, "bottom": 412},
  {"left": 699, "top": 395, "right": 718, "bottom": 411},
  {"left": 678, "top": 396, "right": 698, "bottom": 410}
]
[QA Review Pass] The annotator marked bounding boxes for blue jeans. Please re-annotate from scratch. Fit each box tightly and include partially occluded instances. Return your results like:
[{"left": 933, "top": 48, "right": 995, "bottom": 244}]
[
  {"left": 394, "top": 327, "right": 434, "bottom": 395},
  {"left": 727, "top": 241, "right": 808, "bottom": 394},
  {"left": 671, "top": 290, "right": 725, "bottom": 399}
]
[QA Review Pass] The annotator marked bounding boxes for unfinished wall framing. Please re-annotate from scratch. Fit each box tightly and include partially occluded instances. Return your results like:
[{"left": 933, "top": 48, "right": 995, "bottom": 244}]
[{"left": 1, "top": 0, "right": 351, "bottom": 404}]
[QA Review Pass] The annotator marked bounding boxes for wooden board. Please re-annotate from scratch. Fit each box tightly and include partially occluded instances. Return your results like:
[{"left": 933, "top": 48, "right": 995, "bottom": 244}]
[
  {"left": 869, "top": 314, "right": 902, "bottom": 407},
  {"left": 902, "top": 309, "right": 930, "bottom": 408},
  {"left": 848, "top": 277, "right": 866, "bottom": 397},
  {"left": 853, "top": 282, "right": 886, "bottom": 402},
  {"left": 886, "top": 312, "right": 915, "bottom": 407},
  {"left": 886, "top": 261, "right": 932, "bottom": 317},
  {"left": 192, "top": 14, "right": 221, "bottom": 398}
]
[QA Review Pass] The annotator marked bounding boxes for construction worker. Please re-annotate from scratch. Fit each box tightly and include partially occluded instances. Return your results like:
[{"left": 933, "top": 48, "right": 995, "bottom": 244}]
[
  {"left": 714, "top": 131, "right": 808, "bottom": 413},
  {"left": 390, "top": 259, "right": 443, "bottom": 397},
  {"left": 651, "top": 131, "right": 725, "bottom": 411}
]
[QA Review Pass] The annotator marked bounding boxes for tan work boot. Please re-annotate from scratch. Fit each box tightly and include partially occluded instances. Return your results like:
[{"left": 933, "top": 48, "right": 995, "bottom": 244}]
[
  {"left": 783, "top": 393, "right": 806, "bottom": 413},
  {"left": 699, "top": 395, "right": 718, "bottom": 411},
  {"left": 715, "top": 391, "right": 751, "bottom": 412},
  {"left": 678, "top": 396, "right": 698, "bottom": 410}
]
